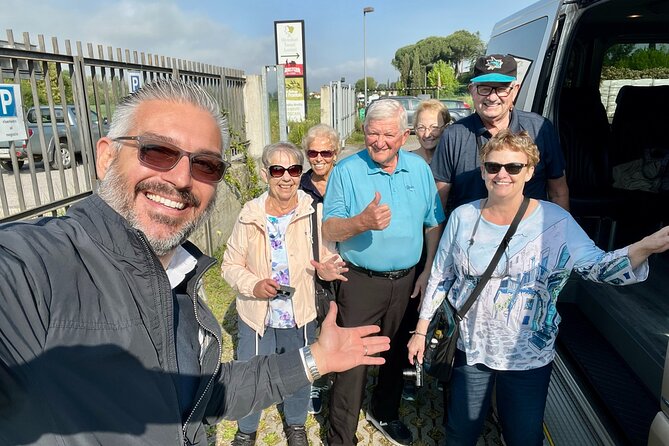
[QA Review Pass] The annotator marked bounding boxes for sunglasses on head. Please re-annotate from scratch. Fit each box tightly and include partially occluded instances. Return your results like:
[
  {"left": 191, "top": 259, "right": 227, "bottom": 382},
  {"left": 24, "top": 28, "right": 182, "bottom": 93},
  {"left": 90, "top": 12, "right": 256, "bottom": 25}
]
[
  {"left": 113, "top": 136, "right": 229, "bottom": 182},
  {"left": 267, "top": 164, "right": 303, "bottom": 178},
  {"left": 306, "top": 149, "right": 335, "bottom": 159},
  {"left": 483, "top": 162, "right": 528, "bottom": 175}
]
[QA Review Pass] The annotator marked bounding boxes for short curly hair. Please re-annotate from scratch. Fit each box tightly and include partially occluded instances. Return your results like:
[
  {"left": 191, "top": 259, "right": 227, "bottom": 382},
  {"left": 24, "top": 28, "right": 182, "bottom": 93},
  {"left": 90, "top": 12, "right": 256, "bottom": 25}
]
[{"left": 479, "top": 129, "right": 540, "bottom": 167}]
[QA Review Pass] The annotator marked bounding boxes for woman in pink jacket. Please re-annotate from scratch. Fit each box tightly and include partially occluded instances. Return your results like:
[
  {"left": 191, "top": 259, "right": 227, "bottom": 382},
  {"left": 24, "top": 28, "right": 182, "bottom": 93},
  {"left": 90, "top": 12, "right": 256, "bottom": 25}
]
[{"left": 222, "top": 142, "right": 347, "bottom": 446}]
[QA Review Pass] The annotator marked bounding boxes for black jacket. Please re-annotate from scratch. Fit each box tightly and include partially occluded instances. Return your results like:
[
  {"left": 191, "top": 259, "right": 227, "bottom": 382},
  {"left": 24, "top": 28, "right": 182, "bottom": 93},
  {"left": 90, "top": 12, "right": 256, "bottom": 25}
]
[{"left": 0, "top": 195, "right": 308, "bottom": 445}]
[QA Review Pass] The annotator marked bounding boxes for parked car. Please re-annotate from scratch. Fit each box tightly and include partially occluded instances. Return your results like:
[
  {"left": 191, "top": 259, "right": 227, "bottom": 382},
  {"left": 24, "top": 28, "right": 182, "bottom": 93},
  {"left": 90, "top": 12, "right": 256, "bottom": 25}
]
[
  {"left": 369, "top": 95, "right": 421, "bottom": 128},
  {"left": 0, "top": 138, "right": 29, "bottom": 171},
  {"left": 0, "top": 105, "right": 108, "bottom": 171},
  {"left": 439, "top": 99, "right": 472, "bottom": 122}
]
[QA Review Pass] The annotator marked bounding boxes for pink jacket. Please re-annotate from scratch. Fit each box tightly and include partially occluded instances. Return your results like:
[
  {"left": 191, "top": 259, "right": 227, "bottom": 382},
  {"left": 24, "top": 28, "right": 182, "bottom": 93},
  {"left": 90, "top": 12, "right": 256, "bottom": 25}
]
[{"left": 221, "top": 190, "right": 337, "bottom": 335}]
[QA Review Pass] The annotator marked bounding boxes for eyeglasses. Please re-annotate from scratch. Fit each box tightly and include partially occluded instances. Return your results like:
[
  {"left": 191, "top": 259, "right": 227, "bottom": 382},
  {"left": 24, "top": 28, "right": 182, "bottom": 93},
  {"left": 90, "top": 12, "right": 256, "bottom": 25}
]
[
  {"left": 415, "top": 124, "right": 445, "bottom": 135},
  {"left": 483, "top": 162, "right": 528, "bottom": 175},
  {"left": 306, "top": 149, "right": 335, "bottom": 159},
  {"left": 267, "top": 164, "right": 303, "bottom": 178},
  {"left": 113, "top": 136, "right": 229, "bottom": 183},
  {"left": 474, "top": 85, "right": 514, "bottom": 97}
]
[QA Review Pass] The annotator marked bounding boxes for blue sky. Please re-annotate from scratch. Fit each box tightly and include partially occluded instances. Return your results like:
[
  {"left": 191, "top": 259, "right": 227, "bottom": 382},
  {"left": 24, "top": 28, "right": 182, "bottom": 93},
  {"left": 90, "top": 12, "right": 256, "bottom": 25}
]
[{"left": 2, "top": 0, "right": 538, "bottom": 91}]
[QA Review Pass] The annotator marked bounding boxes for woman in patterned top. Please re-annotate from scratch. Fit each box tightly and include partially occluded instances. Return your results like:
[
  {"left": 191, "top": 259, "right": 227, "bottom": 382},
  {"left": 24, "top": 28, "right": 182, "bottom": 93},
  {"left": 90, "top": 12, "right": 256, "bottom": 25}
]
[
  {"left": 407, "top": 130, "right": 669, "bottom": 446},
  {"left": 222, "top": 142, "right": 348, "bottom": 446}
]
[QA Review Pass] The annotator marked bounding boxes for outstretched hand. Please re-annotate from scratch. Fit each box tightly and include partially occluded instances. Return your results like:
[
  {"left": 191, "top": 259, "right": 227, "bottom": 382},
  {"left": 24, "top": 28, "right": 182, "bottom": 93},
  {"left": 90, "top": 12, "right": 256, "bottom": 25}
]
[
  {"left": 310, "top": 302, "right": 390, "bottom": 375},
  {"left": 628, "top": 225, "right": 669, "bottom": 269},
  {"left": 311, "top": 256, "right": 349, "bottom": 282}
]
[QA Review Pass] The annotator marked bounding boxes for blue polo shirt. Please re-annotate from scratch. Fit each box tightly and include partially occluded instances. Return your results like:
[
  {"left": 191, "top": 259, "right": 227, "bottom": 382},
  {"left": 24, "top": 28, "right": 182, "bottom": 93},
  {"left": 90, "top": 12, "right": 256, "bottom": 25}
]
[{"left": 323, "top": 149, "right": 445, "bottom": 271}]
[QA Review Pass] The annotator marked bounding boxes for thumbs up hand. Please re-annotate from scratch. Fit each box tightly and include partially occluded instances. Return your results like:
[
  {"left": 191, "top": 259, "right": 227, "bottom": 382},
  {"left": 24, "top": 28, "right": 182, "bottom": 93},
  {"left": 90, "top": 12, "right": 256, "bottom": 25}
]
[{"left": 359, "top": 191, "right": 391, "bottom": 231}]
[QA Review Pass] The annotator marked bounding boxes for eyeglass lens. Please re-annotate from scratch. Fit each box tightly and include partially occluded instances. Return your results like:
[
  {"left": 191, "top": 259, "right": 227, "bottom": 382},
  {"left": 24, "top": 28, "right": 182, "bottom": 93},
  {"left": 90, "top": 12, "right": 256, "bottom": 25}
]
[
  {"left": 113, "top": 136, "right": 228, "bottom": 182},
  {"left": 268, "top": 164, "right": 303, "bottom": 178},
  {"left": 139, "top": 144, "right": 227, "bottom": 182},
  {"left": 483, "top": 162, "right": 527, "bottom": 175},
  {"left": 476, "top": 85, "right": 512, "bottom": 97},
  {"left": 416, "top": 125, "right": 443, "bottom": 133},
  {"left": 307, "top": 150, "right": 334, "bottom": 158}
]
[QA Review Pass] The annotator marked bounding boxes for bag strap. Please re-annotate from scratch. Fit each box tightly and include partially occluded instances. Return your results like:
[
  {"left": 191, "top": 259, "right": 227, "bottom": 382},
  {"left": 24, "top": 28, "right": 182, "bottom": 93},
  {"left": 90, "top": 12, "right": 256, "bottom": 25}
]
[
  {"left": 455, "top": 196, "right": 530, "bottom": 320},
  {"left": 310, "top": 200, "right": 330, "bottom": 291}
]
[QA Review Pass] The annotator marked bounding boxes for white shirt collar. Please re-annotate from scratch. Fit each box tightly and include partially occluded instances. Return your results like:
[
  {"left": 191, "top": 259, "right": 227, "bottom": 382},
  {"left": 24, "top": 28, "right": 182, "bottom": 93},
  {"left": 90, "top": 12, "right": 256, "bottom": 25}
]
[{"left": 165, "top": 245, "right": 198, "bottom": 289}]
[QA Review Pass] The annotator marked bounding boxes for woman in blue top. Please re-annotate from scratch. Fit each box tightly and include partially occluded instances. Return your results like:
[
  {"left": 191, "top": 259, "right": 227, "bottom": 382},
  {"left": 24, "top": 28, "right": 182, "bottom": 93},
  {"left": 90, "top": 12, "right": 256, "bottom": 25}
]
[{"left": 408, "top": 129, "right": 669, "bottom": 446}]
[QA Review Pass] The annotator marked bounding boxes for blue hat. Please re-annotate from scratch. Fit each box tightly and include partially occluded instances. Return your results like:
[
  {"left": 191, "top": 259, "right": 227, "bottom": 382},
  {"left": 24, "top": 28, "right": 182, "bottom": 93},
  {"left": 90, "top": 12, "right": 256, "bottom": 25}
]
[{"left": 471, "top": 54, "right": 517, "bottom": 83}]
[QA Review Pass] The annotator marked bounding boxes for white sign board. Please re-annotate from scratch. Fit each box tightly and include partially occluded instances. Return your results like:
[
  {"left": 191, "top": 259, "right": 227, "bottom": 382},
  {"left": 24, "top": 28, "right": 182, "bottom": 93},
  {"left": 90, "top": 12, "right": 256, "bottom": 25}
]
[
  {"left": 127, "top": 71, "right": 143, "bottom": 93},
  {"left": 275, "top": 21, "right": 305, "bottom": 77},
  {"left": 0, "top": 84, "right": 28, "bottom": 142}
]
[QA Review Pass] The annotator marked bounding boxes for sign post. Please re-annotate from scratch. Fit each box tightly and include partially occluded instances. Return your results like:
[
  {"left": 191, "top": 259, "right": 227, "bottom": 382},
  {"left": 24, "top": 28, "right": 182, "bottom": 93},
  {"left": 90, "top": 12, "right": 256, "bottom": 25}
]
[{"left": 274, "top": 20, "right": 307, "bottom": 122}]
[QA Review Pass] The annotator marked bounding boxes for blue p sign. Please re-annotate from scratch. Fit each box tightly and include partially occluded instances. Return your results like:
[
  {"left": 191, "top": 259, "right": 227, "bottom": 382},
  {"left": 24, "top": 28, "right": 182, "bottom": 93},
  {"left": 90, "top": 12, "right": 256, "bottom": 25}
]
[
  {"left": 129, "top": 73, "right": 142, "bottom": 93},
  {"left": 0, "top": 86, "right": 17, "bottom": 117}
]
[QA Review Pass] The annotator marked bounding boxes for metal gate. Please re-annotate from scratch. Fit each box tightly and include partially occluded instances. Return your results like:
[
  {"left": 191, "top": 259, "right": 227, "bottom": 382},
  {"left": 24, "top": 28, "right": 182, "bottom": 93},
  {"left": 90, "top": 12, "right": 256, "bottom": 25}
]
[
  {"left": 323, "top": 80, "right": 356, "bottom": 143},
  {"left": 0, "top": 29, "right": 245, "bottom": 223}
]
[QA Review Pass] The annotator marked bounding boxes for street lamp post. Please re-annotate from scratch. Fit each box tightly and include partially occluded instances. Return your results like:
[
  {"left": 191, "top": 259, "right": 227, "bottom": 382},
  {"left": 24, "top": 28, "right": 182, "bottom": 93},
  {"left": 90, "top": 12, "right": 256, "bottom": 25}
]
[{"left": 363, "top": 6, "right": 374, "bottom": 107}]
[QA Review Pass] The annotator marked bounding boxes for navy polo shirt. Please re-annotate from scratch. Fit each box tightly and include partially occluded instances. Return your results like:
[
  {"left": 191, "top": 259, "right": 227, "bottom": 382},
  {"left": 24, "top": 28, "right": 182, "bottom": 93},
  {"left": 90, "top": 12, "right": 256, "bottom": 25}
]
[{"left": 431, "top": 109, "right": 566, "bottom": 211}]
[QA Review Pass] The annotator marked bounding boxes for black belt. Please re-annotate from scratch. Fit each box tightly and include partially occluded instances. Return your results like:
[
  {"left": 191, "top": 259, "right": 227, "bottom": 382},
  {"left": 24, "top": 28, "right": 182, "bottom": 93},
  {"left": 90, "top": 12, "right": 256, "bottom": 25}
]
[{"left": 348, "top": 263, "right": 414, "bottom": 280}]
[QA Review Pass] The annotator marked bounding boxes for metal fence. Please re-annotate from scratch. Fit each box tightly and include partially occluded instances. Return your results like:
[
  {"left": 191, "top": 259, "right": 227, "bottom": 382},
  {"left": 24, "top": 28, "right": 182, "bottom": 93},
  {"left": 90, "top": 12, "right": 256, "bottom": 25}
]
[
  {"left": 0, "top": 29, "right": 246, "bottom": 224},
  {"left": 327, "top": 80, "right": 356, "bottom": 143}
]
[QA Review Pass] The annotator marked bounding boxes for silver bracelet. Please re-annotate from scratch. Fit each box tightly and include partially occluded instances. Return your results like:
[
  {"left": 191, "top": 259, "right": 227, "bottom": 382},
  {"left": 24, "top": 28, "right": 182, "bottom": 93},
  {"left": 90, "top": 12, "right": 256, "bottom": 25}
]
[{"left": 303, "top": 345, "right": 321, "bottom": 381}]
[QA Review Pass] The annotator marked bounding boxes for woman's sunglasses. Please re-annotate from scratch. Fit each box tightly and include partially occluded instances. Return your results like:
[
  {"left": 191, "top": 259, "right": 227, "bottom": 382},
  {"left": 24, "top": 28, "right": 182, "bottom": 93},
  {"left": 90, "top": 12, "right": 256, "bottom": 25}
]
[
  {"left": 113, "top": 136, "right": 229, "bottom": 182},
  {"left": 483, "top": 162, "right": 528, "bottom": 175},
  {"left": 306, "top": 149, "right": 335, "bottom": 159},
  {"left": 268, "top": 164, "right": 303, "bottom": 178}
]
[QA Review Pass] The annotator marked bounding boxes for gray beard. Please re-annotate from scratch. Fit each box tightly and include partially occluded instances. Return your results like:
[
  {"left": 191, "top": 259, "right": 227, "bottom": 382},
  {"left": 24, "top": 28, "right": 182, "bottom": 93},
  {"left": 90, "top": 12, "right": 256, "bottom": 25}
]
[{"left": 97, "top": 161, "right": 216, "bottom": 257}]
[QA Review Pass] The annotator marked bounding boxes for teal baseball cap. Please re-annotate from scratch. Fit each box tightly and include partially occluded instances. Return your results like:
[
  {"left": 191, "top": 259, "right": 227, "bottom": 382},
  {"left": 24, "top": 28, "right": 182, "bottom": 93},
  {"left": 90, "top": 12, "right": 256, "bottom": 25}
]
[{"left": 471, "top": 54, "right": 517, "bottom": 83}]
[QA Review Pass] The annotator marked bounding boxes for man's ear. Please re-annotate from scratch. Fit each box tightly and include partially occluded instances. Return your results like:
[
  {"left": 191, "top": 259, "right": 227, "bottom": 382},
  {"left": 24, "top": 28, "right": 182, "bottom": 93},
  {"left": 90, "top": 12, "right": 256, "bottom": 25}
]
[{"left": 96, "top": 137, "right": 115, "bottom": 180}]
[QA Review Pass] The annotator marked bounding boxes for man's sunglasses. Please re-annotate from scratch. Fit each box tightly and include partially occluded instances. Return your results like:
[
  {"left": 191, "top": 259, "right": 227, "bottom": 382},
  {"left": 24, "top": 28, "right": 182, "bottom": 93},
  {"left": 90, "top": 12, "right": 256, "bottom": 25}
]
[
  {"left": 113, "top": 136, "right": 229, "bottom": 183},
  {"left": 306, "top": 149, "right": 335, "bottom": 159},
  {"left": 268, "top": 164, "right": 303, "bottom": 178},
  {"left": 483, "top": 162, "right": 528, "bottom": 175}
]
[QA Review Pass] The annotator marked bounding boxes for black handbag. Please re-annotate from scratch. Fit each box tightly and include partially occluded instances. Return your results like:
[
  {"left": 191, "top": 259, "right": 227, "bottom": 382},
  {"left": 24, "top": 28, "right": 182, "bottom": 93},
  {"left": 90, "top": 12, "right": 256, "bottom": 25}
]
[
  {"left": 310, "top": 201, "right": 336, "bottom": 325},
  {"left": 423, "top": 197, "right": 529, "bottom": 382}
]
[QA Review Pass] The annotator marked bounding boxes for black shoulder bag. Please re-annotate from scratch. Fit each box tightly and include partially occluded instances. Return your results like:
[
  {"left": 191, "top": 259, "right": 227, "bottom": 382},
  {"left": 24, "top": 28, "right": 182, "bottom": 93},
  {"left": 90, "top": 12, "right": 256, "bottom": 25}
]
[
  {"left": 310, "top": 201, "right": 336, "bottom": 325},
  {"left": 423, "top": 196, "right": 530, "bottom": 382}
]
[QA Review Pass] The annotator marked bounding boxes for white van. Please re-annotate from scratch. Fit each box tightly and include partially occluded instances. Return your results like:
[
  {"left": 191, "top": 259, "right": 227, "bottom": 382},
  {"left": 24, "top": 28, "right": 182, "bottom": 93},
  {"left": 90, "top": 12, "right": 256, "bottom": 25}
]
[{"left": 486, "top": 1, "right": 669, "bottom": 445}]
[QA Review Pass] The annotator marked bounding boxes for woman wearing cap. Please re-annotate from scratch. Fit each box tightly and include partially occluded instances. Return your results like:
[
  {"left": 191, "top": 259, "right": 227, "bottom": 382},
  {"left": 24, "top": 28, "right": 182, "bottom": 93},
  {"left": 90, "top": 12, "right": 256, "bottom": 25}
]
[
  {"left": 408, "top": 130, "right": 669, "bottom": 446},
  {"left": 222, "top": 142, "right": 348, "bottom": 446}
]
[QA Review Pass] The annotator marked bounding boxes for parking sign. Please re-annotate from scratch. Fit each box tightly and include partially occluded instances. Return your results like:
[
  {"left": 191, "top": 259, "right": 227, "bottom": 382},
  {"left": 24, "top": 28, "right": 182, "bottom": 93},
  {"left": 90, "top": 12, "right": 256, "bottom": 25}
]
[
  {"left": 128, "top": 72, "right": 143, "bottom": 93},
  {"left": 0, "top": 84, "right": 28, "bottom": 142}
]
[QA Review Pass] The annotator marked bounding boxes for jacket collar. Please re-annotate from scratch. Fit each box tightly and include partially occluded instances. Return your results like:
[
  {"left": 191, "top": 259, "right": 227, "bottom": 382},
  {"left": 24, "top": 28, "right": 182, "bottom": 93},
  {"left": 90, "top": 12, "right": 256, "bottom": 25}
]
[
  {"left": 67, "top": 194, "right": 213, "bottom": 273},
  {"left": 239, "top": 190, "right": 314, "bottom": 226}
]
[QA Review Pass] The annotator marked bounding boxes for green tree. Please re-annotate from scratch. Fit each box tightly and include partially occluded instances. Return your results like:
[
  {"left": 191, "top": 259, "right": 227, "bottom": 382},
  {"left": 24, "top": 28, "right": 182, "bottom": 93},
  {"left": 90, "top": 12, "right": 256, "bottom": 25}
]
[
  {"left": 427, "top": 60, "right": 458, "bottom": 97},
  {"left": 410, "top": 52, "right": 422, "bottom": 91},
  {"left": 354, "top": 77, "right": 378, "bottom": 92},
  {"left": 444, "top": 30, "right": 485, "bottom": 76},
  {"left": 391, "top": 30, "right": 484, "bottom": 87}
]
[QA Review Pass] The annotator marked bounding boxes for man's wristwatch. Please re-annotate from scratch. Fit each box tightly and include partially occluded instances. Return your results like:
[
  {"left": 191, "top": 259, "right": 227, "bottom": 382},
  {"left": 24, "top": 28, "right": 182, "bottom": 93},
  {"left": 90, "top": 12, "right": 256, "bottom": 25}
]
[{"left": 303, "top": 345, "right": 321, "bottom": 381}]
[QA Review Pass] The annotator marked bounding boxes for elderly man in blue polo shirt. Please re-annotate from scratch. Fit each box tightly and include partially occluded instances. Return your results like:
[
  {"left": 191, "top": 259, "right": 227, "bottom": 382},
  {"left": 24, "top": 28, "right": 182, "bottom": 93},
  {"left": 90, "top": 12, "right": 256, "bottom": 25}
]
[
  {"left": 322, "top": 99, "right": 445, "bottom": 446},
  {"left": 432, "top": 54, "right": 570, "bottom": 213}
]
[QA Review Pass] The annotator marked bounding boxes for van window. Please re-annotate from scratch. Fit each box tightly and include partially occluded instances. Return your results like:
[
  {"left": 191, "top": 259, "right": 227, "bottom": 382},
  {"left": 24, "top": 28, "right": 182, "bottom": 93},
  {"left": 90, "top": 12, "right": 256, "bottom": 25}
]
[
  {"left": 486, "top": 16, "right": 548, "bottom": 106},
  {"left": 600, "top": 42, "right": 669, "bottom": 121}
]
